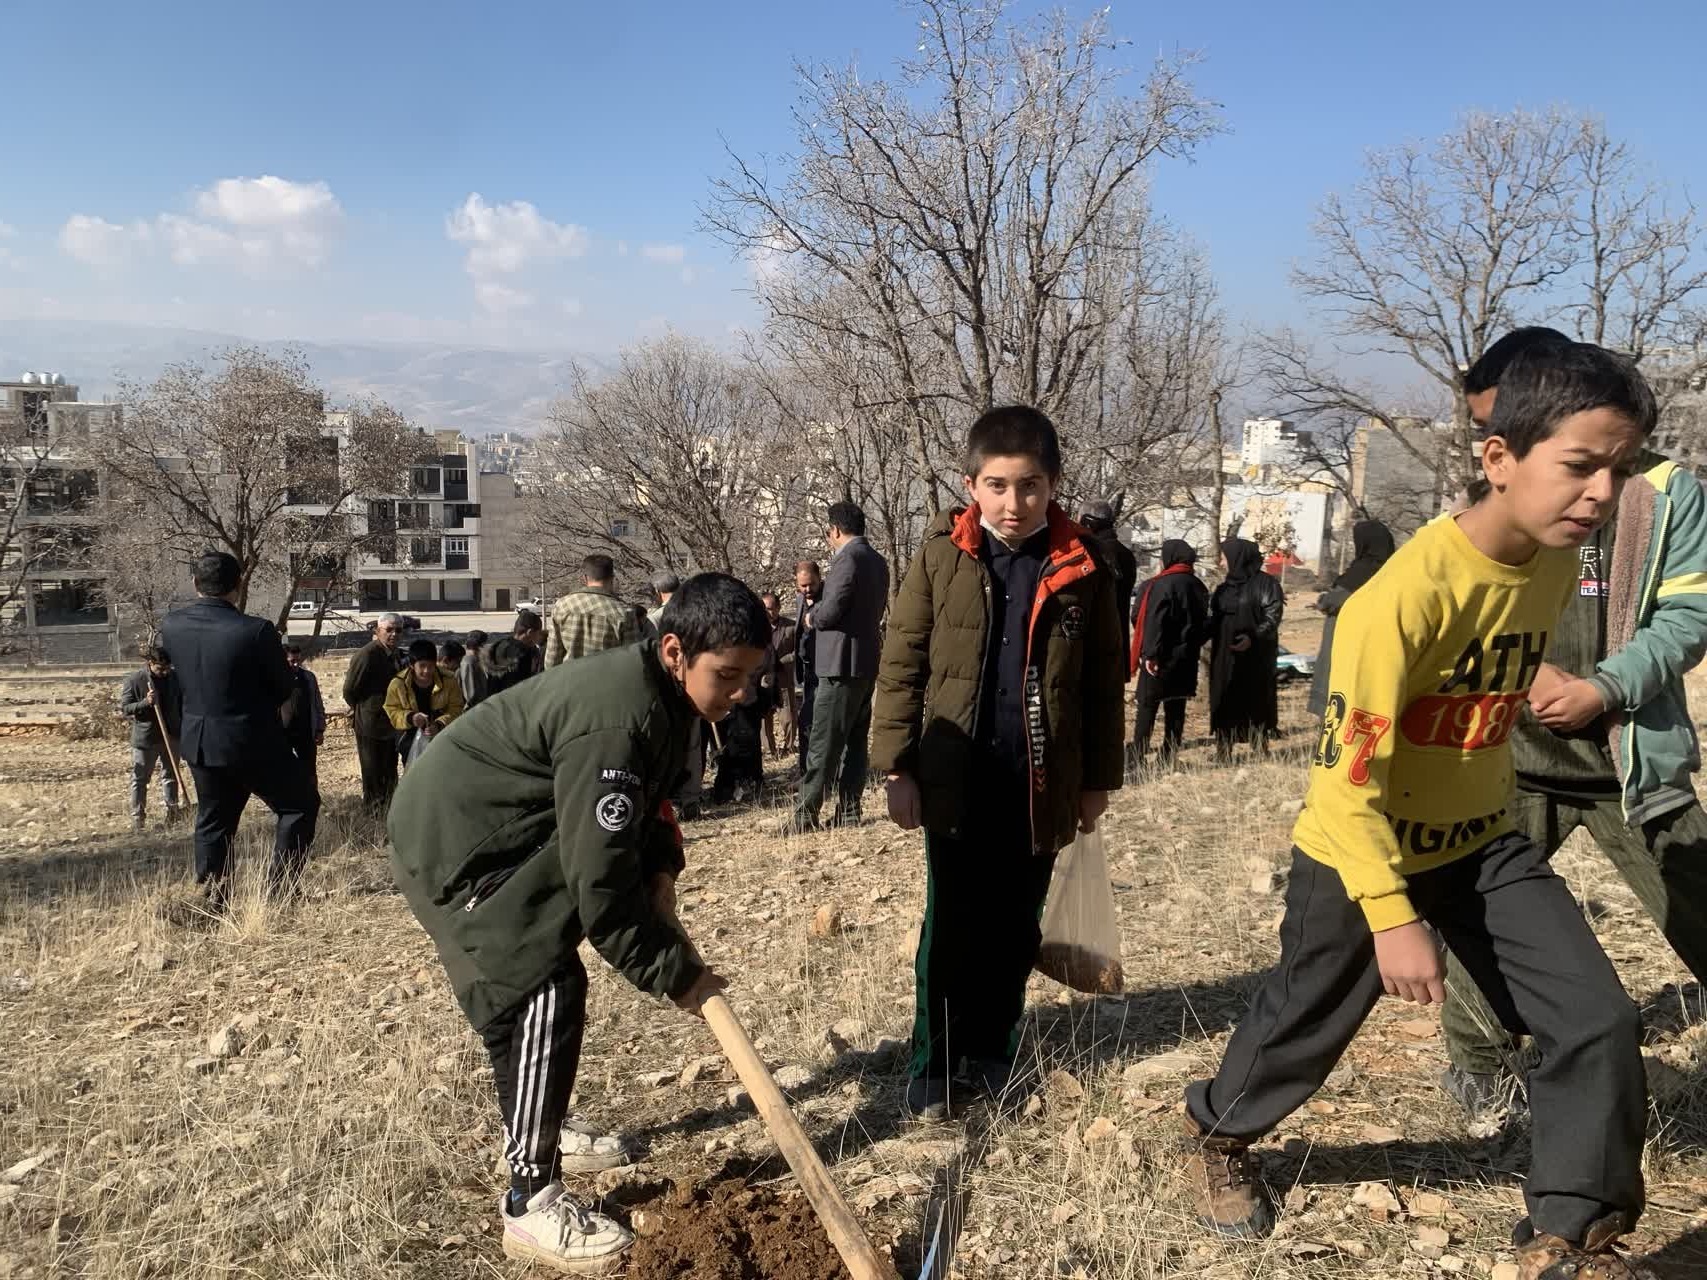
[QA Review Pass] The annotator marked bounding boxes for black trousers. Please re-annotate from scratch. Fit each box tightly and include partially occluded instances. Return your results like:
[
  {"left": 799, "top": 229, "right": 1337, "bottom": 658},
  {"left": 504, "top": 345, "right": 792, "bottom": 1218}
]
[
  {"left": 712, "top": 704, "right": 765, "bottom": 802},
  {"left": 1133, "top": 684, "right": 1187, "bottom": 764},
  {"left": 288, "top": 739, "right": 319, "bottom": 804},
  {"left": 910, "top": 817, "right": 1056, "bottom": 1079},
  {"left": 1186, "top": 839, "right": 1645, "bottom": 1245},
  {"left": 794, "top": 676, "right": 818, "bottom": 776},
  {"left": 481, "top": 958, "right": 588, "bottom": 1198},
  {"left": 796, "top": 675, "right": 873, "bottom": 824},
  {"left": 355, "top": 734, "right": 399, "bottom": 811},
  {"left": 189, "top": 745, "right": 319, "bottom": 888}
]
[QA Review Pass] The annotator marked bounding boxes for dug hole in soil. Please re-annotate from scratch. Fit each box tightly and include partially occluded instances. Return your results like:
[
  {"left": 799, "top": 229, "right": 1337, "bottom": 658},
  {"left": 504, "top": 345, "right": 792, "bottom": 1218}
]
[{"left": 618, "top": 1176, "right": 858, "bottom": 1280}]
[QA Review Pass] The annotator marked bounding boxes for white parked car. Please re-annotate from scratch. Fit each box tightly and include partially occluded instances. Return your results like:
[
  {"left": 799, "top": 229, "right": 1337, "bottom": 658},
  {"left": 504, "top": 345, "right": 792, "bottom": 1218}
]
[
  {"left": 288, "top": 600, "right": 320, "bottom": 618},
  {"left": 516, "top": 597, "right": 545, "bottom": 614}
]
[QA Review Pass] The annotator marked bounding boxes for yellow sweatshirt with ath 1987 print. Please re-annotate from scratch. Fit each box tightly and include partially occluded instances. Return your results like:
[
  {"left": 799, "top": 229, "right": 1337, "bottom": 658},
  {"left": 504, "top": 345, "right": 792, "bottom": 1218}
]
[{"left": 1291, "top": 515, "right": 1577, "bottom": 931}]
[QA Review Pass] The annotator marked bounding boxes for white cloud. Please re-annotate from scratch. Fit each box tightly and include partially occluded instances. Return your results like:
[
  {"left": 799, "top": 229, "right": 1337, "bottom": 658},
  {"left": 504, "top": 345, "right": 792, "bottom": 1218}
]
[
  {"left": 616, "top": 240, "right": 629, "bottom": 257},
  {"left": 446, "top": 194, "right": 588, "bottom": 277},
  {"left": 58, "top": 175, "right": 342, "bottom": 275},
  {"left": 642, "top": 242, "right": 686, "bottom": 265},
  {"left": 474, "top": 280, "right": 533, "bottom": 314},
  {"left": 0, "top": 222, "right": 15, "bottom": 238},
  {"left": 59, "top": 214, "right": 152, "bottom": 267},
  {"left": 680, "top": 266, "right": 697, "bottom": 286},
  {"left": 561, "top": 298, "right": 584, "bottom": 317},
  {"left": 446, "top": 194, "right": 590, "bottom": 313},
  {"left": 745, "top": 229, "right": 794, "bottom": 285}
]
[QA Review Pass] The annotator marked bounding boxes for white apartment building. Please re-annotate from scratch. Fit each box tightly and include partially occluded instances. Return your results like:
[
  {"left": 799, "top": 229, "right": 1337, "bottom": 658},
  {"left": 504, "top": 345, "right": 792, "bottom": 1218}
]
[
  {"left": 0, "top": 373, "right": 126, "bottom": 662},
  {"left": 1240, "top": 417, "right": 1312, "bottom": 469}
]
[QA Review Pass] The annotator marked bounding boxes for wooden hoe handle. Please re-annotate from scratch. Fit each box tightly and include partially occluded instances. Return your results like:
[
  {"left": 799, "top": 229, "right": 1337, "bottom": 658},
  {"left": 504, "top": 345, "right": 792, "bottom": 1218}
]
[{"left": 702, "top": 994, "right": 901, "bottom": 1280}]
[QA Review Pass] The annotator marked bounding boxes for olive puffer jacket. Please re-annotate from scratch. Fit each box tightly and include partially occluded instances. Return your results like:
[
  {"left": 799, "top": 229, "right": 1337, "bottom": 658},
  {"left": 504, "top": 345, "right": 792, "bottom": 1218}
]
[{"left": 871, "top": 502, "right": 1126, "bottom": 853}]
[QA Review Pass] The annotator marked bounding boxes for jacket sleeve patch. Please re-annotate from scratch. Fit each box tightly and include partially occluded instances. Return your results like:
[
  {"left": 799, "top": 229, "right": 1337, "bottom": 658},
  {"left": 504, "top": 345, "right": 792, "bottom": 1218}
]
[
  {"left": 595, "top": 793, "right": 636, "bottom": 832},
  {"left": 599, "top": 767, "right": 642, "bottom": 787}
]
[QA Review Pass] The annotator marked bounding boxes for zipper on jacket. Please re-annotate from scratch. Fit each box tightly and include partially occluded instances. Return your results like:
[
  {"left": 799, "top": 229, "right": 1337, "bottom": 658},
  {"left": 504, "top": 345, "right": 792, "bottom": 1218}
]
[
  {"left": 1622, "top": 486, "right": 1674, "bottom": 825},
  {"left": 461, "top": 836, "right": 551, "bottom": 912},
  {"left": 969, "top": 567, "right": 993, "bottom": 744}
]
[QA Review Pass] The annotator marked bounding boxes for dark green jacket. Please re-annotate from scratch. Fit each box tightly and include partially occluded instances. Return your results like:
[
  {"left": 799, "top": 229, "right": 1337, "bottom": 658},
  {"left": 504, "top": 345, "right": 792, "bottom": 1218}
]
[
  {"left": 871, "top": 502, "right": 1126, "bottom": 853},
  {"left": 388, "top": 639, "right": 700, "bottom": 1030}
]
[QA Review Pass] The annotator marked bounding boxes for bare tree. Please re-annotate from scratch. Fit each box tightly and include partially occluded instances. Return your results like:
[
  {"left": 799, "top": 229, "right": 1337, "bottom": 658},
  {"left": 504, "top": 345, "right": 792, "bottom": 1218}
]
[
  {"left": 0, "top": 416, "right": 80, "bottom": 655},
  {"left": 705, "top": 0, "right": 1221, "bottom": 518},
  {"left": 95, "top": 347, "right": 428, "bottom": 624},
  {"left": 1265, "top": 108, "right": 1706, "bottom": 507},
  {"left": 529, "top": 333, "right": 817, "bottom": 591}
]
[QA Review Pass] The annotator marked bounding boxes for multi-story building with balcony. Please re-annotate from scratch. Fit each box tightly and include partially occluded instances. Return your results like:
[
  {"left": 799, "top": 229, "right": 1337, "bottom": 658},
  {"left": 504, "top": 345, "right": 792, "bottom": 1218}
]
[{"left": 0, "top": 373, "right": 125, "bottom": 662}]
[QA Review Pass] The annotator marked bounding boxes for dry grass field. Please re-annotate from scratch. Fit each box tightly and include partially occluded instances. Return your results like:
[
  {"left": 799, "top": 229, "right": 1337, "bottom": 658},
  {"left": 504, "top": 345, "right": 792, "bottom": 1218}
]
[{"left": 3, "top": 617, "right": 1706, "bottom": 1278}]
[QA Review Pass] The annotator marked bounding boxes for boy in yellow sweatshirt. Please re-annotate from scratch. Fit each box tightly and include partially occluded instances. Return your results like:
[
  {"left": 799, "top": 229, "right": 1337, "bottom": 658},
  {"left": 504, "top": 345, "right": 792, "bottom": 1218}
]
[{"left": 1183, "top": 342, "right": 1659, "bottom": 1280}]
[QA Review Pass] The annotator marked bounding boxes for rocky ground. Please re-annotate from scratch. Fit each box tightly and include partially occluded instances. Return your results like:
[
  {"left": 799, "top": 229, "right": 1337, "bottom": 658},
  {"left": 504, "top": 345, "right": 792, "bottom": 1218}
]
[{"left": 2, "top": 617, "right": 1706, "bottom": 1279}]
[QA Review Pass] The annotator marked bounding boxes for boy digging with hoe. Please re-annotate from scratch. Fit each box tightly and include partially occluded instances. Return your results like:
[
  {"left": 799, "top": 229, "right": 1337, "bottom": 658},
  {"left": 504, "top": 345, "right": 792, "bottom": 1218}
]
[
  {"left": 1182, "top": 343, "right": 1659, "bottom": 1278},
  {"left": 389, "top": 573, "right": 769, "bottom": 1275},
  {"left": 873, "top": 404, "right": 1126, "bottom": 1121}
]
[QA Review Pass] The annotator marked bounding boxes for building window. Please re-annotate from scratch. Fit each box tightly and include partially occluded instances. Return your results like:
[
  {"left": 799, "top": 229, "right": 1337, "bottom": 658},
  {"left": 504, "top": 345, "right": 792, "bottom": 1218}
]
[
  {"left": 445, "top": 466, "right": 467, "bottom": 486},
  {"left": 31, "top": 579, "right": 108, "bottom": 627},
  {"left": 410, "top": 537, "right": 442, "bottom": 565},
  {"left": 410, "top": 466, "right": 441, "bottom": 495},
  {"left": 445, "top": 537, "right": 468, "bottom": 555},
  {"left": 609, "top": 519, "right": 632, "bottom": 538}
]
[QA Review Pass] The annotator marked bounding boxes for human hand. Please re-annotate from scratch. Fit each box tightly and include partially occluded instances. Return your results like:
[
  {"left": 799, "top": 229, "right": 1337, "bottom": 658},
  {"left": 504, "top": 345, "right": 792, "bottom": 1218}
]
[
  {"left": 1078, "top": 789, "right": 1110, "bottom": 833},
  {"left": 1372, "top": 920, "right": 1446, "bottom": 1004},
  {"left": 649, "top": 871, "right": 679, "bottom": 923},
  {"left": 885, "top": 773, "right": 922, "bottom": 831},
  {"left": 1530, "top": 675, "right": 1607, "bottom": 732},
  {"left": 410, "top": 712, "right": 428, "bottom": 729},
  {"left": 1142, "top": 659, "right": 1159, "bottom": 677},
  {"left": 1527, "top": 662, "right": 1569, "bottom": 706},
  {"left": 672, "top": 967, "right": 728, "bottom": 1018},
  {"left": 145, "top": 685, "right": 156, "bottom": 706},
  {"left": 1230, "top": 635, "right": 1252, "bottom": 653}
]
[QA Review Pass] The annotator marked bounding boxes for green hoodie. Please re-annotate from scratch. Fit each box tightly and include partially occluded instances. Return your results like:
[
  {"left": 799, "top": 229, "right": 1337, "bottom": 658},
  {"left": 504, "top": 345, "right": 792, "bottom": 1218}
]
[
  {"left": 388, "top": 639, "right": 700, "bottom": 1030},
  {"left": 1583, "top": 457, "right": 1707, "bottom": 826}
]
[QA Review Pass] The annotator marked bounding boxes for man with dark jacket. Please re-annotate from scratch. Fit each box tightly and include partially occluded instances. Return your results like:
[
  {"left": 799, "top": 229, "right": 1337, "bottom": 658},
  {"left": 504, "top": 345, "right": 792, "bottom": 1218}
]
[
  {"left": 159, "top": 552, "right": 318, "bottom": 899},
  {"left": 791, "top": 560, "right": 822, "bottom": 773},
  {"left": 1080, "top": 501, "right": 1138, "bottom": 661},
  {"left": 388, "top": 574, "right": 766, "bottom": 1275},
  {"left": 282, "top": 643, "right": 327, "bottom": 800},
  {"left": 1130, "top": 540, "right": 1211, "bottom": 770},
  {"left": 119, "top": 644, "right": 184, "bottom": 830},
  {"left": 482, "top": 611, "right": 545, "bottom": 701},
  {"left": 343, "top": 613, "right": 406, "bottom": 811},
  {"left": 790, "top": 503, "right": 890, "bottom": 831}
]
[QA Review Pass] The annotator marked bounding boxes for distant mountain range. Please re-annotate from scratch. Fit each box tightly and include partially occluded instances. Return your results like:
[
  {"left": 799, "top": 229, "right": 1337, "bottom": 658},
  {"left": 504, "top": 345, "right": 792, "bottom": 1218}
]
[{"left": 0, "top": 320, "right": 603, "bottom": 434}]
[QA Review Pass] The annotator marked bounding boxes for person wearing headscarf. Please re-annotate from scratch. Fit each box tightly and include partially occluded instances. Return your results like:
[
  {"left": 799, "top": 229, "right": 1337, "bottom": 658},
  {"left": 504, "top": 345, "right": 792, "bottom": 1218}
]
[
  {"left": 1129, "top": 540, "right": 1211, "bottom": 770},
  {"left": 1308, "top": 520, "right": 1396, "bottom": 718},
  {"left": 1208, "top": 537, "right": 1285, "bottom": 761}
]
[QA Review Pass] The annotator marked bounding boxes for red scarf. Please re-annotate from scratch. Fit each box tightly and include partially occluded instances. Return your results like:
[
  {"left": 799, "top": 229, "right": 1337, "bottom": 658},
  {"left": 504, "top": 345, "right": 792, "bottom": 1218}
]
[{"left": 1130, "top": 563, "right": 1195, "bottom": 678}]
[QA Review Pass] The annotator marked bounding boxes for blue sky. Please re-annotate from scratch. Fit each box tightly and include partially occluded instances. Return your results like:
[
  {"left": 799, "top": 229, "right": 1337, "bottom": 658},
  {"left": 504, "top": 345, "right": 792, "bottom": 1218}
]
[{"left": 4, "top": 0, "right": 1703, "bottom": 352}]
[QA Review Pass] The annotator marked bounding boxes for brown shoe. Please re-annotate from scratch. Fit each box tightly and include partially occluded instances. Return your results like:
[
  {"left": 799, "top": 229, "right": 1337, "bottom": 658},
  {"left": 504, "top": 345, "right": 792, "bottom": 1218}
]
[
  {"left": 1514, "top": 1214, "right": 1642, "bottom": 1279},
  {"left": 1182, "top": 1115, "right": 1274, "bottom": 1238}
]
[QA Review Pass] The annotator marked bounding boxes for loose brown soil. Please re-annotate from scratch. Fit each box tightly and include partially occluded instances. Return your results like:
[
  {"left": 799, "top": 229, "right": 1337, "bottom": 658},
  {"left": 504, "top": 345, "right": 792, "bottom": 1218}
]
[{"left": 625, "top": 1178, "right": 855, "bottom": 1280}]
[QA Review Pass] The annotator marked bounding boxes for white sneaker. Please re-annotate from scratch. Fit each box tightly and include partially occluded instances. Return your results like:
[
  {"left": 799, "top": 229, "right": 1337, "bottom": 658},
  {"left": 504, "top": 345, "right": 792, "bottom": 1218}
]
[
  {"left": 501, "top": 1183, "right": 632, "bottom": 1275},
  {"left": 558, "top": 1115, "right": 633, "bottom": 1173}
]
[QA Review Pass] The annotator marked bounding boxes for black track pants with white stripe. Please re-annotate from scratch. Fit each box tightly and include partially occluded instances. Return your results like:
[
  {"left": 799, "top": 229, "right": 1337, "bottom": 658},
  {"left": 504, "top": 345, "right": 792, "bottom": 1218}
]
[{"left": 481, "top": 956, "right": 588, "bottom": 1197}]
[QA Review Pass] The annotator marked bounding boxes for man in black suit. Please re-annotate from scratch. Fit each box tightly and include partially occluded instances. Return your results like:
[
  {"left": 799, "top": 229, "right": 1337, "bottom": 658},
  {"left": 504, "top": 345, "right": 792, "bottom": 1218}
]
[
  {"left": 159, "top": 551, "right": 319, "bottom": 901},
  {"left": 791, "top": 501, "right": 890, "bottom": 831},
  {"left": 343, "top": 613, "right": 406, "bottom": 811}
]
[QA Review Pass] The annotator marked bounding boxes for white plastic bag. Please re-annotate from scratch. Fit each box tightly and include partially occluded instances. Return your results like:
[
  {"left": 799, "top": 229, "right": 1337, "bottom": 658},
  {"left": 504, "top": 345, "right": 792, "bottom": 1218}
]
[
  {"left": 403, "top": 730, "right": 432, "bottom": 768},
  {"left": 1034, "top": 829, "right": 1125, "bottom": 993}
]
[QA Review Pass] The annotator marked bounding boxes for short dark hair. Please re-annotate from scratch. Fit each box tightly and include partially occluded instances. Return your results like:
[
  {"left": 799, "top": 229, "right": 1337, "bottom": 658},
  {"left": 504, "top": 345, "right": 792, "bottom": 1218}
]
[
  {"left": 142, "top": 643, "right": 171, "bottom": 664},
  {"left": 964, "top": 405, "right": 1062, "bottom": 480},
  {"left": 439, "top": 639, "right": 465, "bottom": 666},
  {"left": 407, "top": 638, "right": 438, "bottom": 663},
  {"left": 658, "top": 572, "right": 771, "bottom": 661},
  {"left": 465, "top": 629, "right": 487, "bottom": 649},
  {"left": 651, "top": 570, "right": 681, "bottom": 599},
  {"left": 483, "top": 636, "right": 530, "bottom": 682},
  {"left": 1465, "top": 326, "right": 1573, "bottom": 395},
  {"left": 193, "top": 550, "right": 242, "bottom": 597},
  {"left": 795, "top": 559, "right": 821, "bottom": 579},
  {"left": 827, "top": 501, "right": 866, "bottom": 538},
  {"left": 1486, "top": 342, "right": 1659, "bottom": 461},
  {"left": 284, "top": 642, "right": 304, "bottom": 658},
  {"left": 759, "top": 591, "right": 780, "bottom": 607},
  {"left": 514, "top": 610, "right": 542, "bottom": 637},
  {"left": 582, "top": 553, "right": 616, "bottom": 583}
]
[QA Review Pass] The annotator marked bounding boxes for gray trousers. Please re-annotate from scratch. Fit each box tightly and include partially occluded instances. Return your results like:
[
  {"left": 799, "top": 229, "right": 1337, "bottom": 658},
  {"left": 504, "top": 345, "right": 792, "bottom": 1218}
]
[
  {"left": 1442, "top": 787, "right": 1707, "bottom": 1075},
  {"left": 1187, "top": 838, "right": 1645, "bottom": 1245},
  {"left": 130, "top": 744, "right": 181, "bottom": 818}
]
